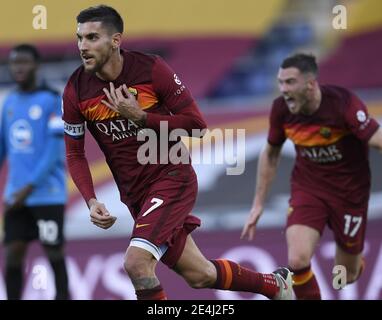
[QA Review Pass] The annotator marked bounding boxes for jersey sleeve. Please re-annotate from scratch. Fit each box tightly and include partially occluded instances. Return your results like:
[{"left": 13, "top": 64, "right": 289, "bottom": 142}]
[
  {"left": 343, "top": 91, "right": 379, "bottom": 142},
  {"left": 27, "top": 135, "right": 63, "bottom": 187},
  {"left": 62, "top": 80, "right": 96, "bottom": 203},
  {"left": 267, "top": 99, "right": 286, "bottom": 146},
  {"left": 47, "top": 93, "right": 65, "bottom": 136},
  {"left": 62, "top": 81, "right": 86, "bottom": 140},
  {"left": 151, "top": 56, "right": 194, "bottom": 113},
  {"left": 0, "top": 96, "right": 9, "bottom": 166}
]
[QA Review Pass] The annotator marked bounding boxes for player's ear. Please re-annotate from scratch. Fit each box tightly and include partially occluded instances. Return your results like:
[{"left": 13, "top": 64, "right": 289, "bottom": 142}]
[
  {"left": 306, "top": 76, "right": 316, "bottom": 90},
  {"left": 111, "top": 33, "right": 122, "bottom": 50}
]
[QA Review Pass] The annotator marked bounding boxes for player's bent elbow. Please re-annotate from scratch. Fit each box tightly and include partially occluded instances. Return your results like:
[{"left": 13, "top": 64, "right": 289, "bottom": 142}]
[{"left": 288, "top": 254, "right": 311, "bottom": 271}]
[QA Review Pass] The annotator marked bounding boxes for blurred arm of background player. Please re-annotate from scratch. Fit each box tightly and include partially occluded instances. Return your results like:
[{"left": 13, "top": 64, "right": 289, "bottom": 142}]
[
  {"left": 6, "top": 129, "right": 64, "bottom": 213},
  {"left": 241, "top": 143, "right": 283, "bottom": 240},
  {"left": 368, "top": 127, "right": 382, "bottom": 152},
  {"left": 0, "top": 96, "right": 64, "bottom": 213}
]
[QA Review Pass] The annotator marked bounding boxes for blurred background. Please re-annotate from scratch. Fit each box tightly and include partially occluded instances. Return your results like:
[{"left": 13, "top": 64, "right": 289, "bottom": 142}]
[{"left": 0, "top": 0, "right": 381, "bottom": 299}]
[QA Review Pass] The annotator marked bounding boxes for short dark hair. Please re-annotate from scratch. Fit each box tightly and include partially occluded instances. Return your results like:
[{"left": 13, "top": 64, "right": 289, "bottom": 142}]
[
  {"left": 77, "top": 5, "right": 123, "bottom": 33},
  {"left": 281, "top": 53, "right": 318, "bottom": 75},
  {"left": 10, "top": 44, "right": 41, "bottom": 62}
]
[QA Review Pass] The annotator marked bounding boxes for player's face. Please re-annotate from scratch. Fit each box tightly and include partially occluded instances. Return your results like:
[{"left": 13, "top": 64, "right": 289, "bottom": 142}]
[
  {"left": 277, "top": 67, "right": 310, "bottom": 114},
  {"left": 77, "top": 21, "right": 115, "bottom": 73},
  {"left": 9, "top": 51, "right": 37, "bottom": 85}
]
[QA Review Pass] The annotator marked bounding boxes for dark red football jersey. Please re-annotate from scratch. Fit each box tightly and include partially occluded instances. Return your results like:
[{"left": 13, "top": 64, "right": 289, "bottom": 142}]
[
  {"left": 268, "top": 85, "right": 379, "bottom": 206},
  {"left": 63, "top": 50, "right": 206, "bottom": 205}
]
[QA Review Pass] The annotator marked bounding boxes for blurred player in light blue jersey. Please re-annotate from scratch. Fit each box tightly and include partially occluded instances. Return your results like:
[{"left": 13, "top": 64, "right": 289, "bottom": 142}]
[{"left": 0, "top": 44, "right": 69, "bottom": 299}]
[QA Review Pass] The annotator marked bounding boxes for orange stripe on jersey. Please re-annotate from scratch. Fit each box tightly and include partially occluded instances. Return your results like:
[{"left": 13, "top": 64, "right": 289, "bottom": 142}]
[
  {"left": 78, "top": 85, "right": 158, "bottom": 120},
  {"left": 220, "top": 259, "right": 233, "bottom": 289},
  {"left": 292, "top": 270, "right": 314, "bottom": 286},
  {"left": 84, "top": 103, "right": 120, "bottom": 121},
  {"left": 79, "top": 95, "right": 119, "bottom": 121},
  {"left": 134, "top": 84, "right": 159, "bottom": 110},
  {"left": 284, "top": 124, "right": 350, "bottom": 146}
]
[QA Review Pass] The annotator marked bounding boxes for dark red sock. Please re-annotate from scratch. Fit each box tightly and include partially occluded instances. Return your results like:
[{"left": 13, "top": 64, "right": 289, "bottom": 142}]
[
  {"left": 135, "top": 284, "right": 167, "bottom": 300},
  {"left": 291, "top": 265, "right": 321, "bottom": 300},
  {"left": 210, "top": 259, "right": 279, "bottom": 299}
]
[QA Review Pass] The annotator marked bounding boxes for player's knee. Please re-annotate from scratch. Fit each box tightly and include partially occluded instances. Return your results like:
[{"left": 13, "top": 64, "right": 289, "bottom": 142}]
[
  {"left": 184, "top": 263, "right": 216, "bottom": 289},
  {"left": 43, "top": 245, "right": 65, "bottom": 262},
  {"left": 124, "top": 258, "right": 147, "bottom": 278},
  {"left": 288, "top": 253, "right": 311, "bottom": 270},
  {"left": 124, "top": 254, "right": 153, "bottom": 279},
  {"left": 5, "top": 253, "right": 23, "bottom": 268},
  {"left": 5, "top": 243, "right": 27, "bottom": 267}
]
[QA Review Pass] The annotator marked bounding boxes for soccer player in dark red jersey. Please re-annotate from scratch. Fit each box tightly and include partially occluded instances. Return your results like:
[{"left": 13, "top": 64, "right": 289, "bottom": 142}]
[
  {"left": 63, "top": 5, "right": 293, "bottom": 300},
  {"left": 242, "top": 53, "right": 382, "bottom": 299}
]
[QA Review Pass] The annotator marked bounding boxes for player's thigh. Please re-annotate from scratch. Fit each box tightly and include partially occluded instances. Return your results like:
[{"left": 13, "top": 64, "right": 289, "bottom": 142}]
[
  {"left": 287, "top": 191, "right": 327, "bottom": 264},
  {"left": 329, "top": 204, "right": 367, "bottom": 256},
  {"left": 3, "top": 206, "right": 35, "bottom": 244},
  {"left": 30, "top": 205, "right": 65, "bottom": 246},
  {"left": 286, "top": 224, "right": 320, "bottom": 264},
  {"left": 132, "top": 171, "right": 198, "bottom": 247}
]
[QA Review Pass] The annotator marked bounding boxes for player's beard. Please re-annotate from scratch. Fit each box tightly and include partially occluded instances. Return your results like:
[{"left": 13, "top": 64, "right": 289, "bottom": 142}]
[
  {"left": 287, "top": 86, "right": 310, "bottom": 114},
  {"left": 83, "top": 56, "right": 103, "bottom": 73},
  {"left": 83, "top": 49, "right": 112, "bottom": 74}
]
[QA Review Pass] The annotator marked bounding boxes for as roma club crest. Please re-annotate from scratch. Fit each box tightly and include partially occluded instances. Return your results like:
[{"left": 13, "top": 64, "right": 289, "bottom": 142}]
[
  {"left": 128, "top": 87, "right": 138, "bottom": 98},
  {"left": 319, "top": 127, "right": 331, "bottom": 139}
]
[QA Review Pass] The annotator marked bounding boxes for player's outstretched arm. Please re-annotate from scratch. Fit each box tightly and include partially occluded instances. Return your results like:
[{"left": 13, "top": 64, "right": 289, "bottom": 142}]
[
  {"left": 241, "top": 143, "right": 282, "bottom": 240},
  {"left": 0, "top": 102, "right": 6, "bottom": 170},
  {"left": 368, "top": 127, "right": 382, "bottom": 152}
]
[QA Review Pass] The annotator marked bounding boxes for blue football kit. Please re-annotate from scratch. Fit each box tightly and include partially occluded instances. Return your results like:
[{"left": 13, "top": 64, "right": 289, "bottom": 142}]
[{"left": 0, "top": 86, "right": 67, "bottom": 206}]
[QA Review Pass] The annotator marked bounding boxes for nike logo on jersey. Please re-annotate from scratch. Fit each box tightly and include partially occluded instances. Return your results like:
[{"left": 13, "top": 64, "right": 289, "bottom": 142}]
[{"left": 136, "top": 223, "right": 150, "bottom": 229}]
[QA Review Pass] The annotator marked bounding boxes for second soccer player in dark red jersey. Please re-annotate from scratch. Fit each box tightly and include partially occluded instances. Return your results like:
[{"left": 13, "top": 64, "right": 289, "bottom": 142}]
[
  {"left": 242, "top": 53, "right": 382, "bottom": 299},
  {"left": 63, "top": 5, "right": 293, "bottom": 300}
]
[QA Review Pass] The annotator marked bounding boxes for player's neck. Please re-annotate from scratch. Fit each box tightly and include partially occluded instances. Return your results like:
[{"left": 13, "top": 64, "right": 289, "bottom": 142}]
[
  {"left": 312, "top": 87, "right": 322, "bottom": 112},
  {"left": 96, "top": 51, "right": 124, "bottom": 81},
  {"left": 304, "top": 87, "right": 322, "bottom": 115},
  {"left": 18, "top": 79, "right": 37, "bottom": 92}
]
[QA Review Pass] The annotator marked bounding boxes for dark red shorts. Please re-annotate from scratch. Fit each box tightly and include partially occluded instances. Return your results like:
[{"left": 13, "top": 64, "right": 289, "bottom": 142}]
[
  {"left": 129, "top": 166, "right": 200, "bottom": 268},
  {"left": 287, "top": 189, "right": 368, "bottom": 254}
]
